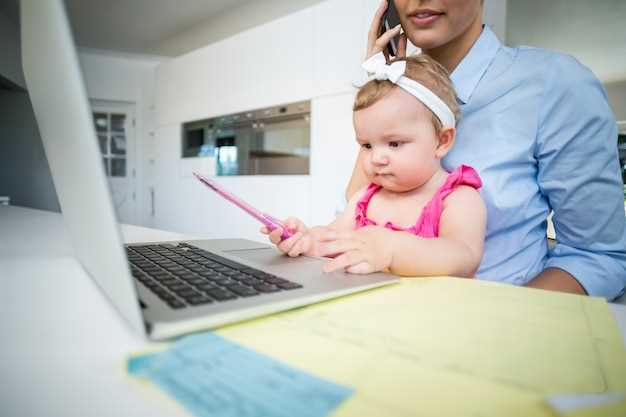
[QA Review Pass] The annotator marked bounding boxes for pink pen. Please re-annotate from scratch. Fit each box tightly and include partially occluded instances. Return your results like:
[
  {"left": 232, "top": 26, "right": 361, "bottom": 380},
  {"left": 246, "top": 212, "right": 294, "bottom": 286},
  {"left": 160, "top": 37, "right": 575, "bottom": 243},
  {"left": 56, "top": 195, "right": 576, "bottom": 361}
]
[{"left": 192, "top": 172, "right": 294, "bottom": 240}]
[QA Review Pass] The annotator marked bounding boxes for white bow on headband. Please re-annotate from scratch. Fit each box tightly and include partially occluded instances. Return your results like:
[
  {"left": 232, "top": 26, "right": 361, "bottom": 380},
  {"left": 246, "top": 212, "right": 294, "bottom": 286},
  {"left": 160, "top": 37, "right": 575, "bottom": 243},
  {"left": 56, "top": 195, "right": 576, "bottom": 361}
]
[{"left": 361, "top": 52, "right": 456, "bottom": 128}]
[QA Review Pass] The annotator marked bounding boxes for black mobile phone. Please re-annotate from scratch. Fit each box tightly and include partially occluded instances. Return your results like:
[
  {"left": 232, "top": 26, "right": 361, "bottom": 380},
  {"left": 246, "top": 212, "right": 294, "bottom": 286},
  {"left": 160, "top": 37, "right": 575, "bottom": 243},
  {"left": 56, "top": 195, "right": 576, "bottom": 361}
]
[{"left": 380, "top": 0, "right": 401, "bottom": 57}]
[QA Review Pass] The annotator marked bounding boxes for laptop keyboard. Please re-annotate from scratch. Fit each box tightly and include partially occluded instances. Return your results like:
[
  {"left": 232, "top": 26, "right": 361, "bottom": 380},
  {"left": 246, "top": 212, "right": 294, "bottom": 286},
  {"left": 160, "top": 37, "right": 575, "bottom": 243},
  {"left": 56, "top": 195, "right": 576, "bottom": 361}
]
[{"left": 126, "top": 243, "right": 302, "bottom": 309}]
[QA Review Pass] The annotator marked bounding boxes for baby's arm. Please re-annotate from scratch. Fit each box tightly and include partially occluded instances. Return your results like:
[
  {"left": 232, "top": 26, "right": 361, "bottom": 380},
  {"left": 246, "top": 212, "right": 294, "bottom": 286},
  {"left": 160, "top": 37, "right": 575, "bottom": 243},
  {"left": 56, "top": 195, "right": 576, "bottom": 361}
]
[
  {"left": 388, "top": 185, "right": 486, "bottom": 277},
  {"left": 263, "top": 186, "right": 365, "bottom": 257},
  {"left": 321, "top": 185, "right": 486, "bottom": 276}
]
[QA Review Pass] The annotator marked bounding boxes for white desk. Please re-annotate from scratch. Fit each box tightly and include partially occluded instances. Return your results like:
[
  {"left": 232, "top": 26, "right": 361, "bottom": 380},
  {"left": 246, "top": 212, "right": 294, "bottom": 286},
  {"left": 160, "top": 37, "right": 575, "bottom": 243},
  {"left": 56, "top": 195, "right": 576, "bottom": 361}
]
[
  {"left": 1, "top": 205, "right": 625, "bottom": 417},
  {"left": 1, "top": 206, "right": 193, "bottom": 417}
]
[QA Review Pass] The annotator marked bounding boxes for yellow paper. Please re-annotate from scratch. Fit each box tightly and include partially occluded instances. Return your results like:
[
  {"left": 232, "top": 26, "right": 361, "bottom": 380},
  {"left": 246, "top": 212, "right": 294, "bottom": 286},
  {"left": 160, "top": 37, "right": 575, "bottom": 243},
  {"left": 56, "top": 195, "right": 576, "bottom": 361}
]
[{"left": 216, "top": 278, "right": 626, "bottom": 417}]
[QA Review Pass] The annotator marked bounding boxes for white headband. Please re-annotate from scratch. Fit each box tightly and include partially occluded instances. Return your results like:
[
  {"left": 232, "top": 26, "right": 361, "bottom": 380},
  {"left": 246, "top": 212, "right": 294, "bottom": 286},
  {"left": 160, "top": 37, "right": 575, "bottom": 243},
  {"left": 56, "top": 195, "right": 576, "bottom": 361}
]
[{"left": 361, "top": 52, "right": 456, "bottom": 128}]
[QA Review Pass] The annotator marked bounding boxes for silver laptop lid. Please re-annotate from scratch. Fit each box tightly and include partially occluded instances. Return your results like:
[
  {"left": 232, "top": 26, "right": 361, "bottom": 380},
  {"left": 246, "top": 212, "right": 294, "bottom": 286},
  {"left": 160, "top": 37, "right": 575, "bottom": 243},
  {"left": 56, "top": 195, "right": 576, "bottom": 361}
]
[{"left": 21, "top": 0, "right": 145, "bottom": 336}]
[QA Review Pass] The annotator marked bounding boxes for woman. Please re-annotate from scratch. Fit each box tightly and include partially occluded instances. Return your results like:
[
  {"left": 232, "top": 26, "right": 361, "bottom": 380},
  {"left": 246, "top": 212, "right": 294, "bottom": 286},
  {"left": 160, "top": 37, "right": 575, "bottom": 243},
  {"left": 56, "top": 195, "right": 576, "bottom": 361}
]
[{"left": 336, "top": 0, "right": 626, "bottom": 299}]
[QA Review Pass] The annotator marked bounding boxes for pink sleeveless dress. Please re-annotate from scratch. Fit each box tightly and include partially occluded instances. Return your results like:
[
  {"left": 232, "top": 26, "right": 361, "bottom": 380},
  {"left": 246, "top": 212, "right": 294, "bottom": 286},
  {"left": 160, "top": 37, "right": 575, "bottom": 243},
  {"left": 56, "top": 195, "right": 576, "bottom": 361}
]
[{"left": 354, "top": 165, "right": 482, "bottom": 238}]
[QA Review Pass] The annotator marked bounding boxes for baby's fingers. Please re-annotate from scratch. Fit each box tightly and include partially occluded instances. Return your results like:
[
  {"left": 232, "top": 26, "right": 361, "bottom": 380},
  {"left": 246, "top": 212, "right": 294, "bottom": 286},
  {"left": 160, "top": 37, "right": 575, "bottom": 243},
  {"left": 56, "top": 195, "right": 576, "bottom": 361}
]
[
  {"left": 284, "top": 216, "right": 307, "bottom": 233},
  {"left": 323, "top": 250, "right": 365, "bottom": 273},
  {"left": 267, "top": 227, "right": 285, "bottom": 245},
  {"left": 287, "top": 235, "right": 310, "bottom": 257},
  {"left": 277, "top": 231, "right": 304, "bottom": 254}
]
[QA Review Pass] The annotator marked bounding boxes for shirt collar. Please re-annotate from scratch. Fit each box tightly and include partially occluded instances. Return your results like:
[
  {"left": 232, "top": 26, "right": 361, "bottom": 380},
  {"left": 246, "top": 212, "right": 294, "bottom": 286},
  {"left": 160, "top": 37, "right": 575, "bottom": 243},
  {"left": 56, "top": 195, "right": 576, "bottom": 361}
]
[{"left": 450, "top": 25, "right": 502, "bottom": 105}]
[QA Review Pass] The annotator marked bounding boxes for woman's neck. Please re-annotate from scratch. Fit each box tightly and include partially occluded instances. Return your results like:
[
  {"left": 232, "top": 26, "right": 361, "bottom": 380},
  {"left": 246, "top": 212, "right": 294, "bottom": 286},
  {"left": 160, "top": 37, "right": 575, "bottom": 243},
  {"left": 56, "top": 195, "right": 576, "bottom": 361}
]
[{"left": 423, "top": 17, "right": 484, "bottom": 73}]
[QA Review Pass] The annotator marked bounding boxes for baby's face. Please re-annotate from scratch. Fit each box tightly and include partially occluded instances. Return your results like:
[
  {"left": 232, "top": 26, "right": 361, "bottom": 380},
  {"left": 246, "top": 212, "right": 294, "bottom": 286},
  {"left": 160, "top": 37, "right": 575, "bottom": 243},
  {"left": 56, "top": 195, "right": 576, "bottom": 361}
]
[{"left": 353, "top": 87, "right": 442, "bottom": 193}]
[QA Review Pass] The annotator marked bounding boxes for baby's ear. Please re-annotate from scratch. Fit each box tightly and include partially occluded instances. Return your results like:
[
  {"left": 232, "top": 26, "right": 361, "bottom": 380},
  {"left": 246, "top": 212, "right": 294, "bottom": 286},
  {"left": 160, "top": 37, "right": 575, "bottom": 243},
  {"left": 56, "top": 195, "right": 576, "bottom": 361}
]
[{"left": 435, "top": 127, "right": 456, "bottom": 159}]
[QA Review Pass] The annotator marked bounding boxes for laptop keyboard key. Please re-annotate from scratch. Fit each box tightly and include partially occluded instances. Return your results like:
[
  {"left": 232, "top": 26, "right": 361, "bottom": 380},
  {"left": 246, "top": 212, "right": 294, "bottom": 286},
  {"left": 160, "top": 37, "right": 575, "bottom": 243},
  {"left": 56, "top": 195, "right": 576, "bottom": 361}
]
[
  {"left": 214, "top": 278, "right": 236, "bottom": 286},
  {"left": 263, "top": 276, "right": 289, "bottom": 285},
  {"left": 276, "top": 281, "right": 303, "bottom": 290},
  {"left": 199, "top": 271, "right": 222, "bottom": 279},
  {"left": 241, "top": 278, "right": 263, "bottom": 286},
  {"left": 167, "top": 300, "right": 186, "bottom": 309},
  {"left": 227, "top": 284, "right": 259, "bottom": 297},
  {"left": 136, "top": 275, "right": 151, "bottom": 283},
  {"left": 253, "top": 284, "right": 281, "bottom": 293},
  {"left": 154, "top": 291, "right": 177, "bottom": 302},
  {"left": 206, "top": 288, "right": 238, "bottom": 301},
  {"left": 187, "top": 296, "right": 213, "bottom": 305},
  {"left": 176, "top": 288, "right": 201, "bottom": 298},
  {"left": 168, "top": 283, "right": 191, "bottom": 291},
  {"left": 197, "top": 283, "right": 218, "bottom": 291}
]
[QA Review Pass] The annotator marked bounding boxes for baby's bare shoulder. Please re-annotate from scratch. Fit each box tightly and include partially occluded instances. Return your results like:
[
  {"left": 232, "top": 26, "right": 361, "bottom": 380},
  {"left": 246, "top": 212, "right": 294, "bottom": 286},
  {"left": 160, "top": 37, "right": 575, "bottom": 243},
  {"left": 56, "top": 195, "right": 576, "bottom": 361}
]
[{"left": 443, "top": 185, "right": 484, "bottom": 210}]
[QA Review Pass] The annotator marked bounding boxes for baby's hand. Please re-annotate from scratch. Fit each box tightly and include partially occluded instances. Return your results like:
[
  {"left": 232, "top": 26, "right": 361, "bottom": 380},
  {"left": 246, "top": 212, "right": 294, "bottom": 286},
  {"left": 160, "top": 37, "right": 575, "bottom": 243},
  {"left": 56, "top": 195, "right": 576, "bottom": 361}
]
[
  {"left": 278, "top": 225, "right": 338, "bottom": 258},
  {"left": 261, "top": 219, "right": 335, "bottom": 258},
  {"left": 261, "top": 217, "right": 309, "bottom": 256}
]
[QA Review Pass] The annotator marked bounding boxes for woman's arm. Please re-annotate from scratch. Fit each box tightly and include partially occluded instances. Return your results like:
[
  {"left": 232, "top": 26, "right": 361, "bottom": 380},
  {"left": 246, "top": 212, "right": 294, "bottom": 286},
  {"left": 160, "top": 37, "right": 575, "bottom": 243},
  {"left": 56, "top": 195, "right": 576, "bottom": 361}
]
[
  {"left": 524, "top": 54, "right": 626, "bottom": 299},
  {"left": 345, "top": 151, "right": 369, "bottom": 202},
  {"left": 525, "top": 268, "right": 586, "bottom": 295}
]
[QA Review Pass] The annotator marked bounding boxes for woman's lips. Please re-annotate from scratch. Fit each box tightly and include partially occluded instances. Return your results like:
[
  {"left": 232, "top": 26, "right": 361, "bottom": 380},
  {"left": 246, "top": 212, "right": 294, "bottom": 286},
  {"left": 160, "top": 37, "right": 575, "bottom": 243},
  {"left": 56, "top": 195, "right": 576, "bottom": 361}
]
[{"left": 408, "top": 11, "right": 443, "bottom": 26}]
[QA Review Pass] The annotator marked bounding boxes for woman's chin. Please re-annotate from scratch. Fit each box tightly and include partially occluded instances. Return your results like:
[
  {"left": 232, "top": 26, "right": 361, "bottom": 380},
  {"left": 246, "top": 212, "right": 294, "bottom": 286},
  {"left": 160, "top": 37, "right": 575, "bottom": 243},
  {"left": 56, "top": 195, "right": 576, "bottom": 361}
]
[{"left": 407, "top": 30, "right": 449, "bottom": 51}]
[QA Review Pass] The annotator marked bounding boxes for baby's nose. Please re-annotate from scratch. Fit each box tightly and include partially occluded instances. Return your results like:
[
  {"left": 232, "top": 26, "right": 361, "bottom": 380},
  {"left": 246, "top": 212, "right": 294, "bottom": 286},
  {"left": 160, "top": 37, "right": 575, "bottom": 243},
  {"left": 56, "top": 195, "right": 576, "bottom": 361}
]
[{"left": 371, "top": 149, "right": 389, "bottom": 165}]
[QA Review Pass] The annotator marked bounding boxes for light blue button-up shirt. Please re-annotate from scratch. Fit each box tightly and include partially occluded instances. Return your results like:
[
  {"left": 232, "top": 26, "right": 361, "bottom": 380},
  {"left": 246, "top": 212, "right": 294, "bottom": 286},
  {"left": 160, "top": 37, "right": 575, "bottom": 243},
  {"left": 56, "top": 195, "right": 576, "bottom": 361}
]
[{"left": 443, "top": 26, "right": 626, "bottom": 300}]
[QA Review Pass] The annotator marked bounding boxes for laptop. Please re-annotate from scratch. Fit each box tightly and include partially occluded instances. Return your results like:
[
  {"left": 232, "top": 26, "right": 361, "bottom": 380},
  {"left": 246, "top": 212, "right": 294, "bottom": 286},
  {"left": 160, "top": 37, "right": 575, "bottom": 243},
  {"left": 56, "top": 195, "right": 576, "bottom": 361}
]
[{"left": 21, "top": 0, "right": 398, "bottom": 340}]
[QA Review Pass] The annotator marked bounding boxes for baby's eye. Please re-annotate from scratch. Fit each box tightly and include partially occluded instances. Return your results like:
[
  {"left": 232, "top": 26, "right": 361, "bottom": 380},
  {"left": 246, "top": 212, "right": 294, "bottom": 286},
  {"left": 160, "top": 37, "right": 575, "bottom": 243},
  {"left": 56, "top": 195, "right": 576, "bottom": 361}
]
[
  {"left": 361, "top": 143, "right": 372, "bottom": 150},
  {"left": 389, "top": 141, "right": 400, "bottom": 148}
]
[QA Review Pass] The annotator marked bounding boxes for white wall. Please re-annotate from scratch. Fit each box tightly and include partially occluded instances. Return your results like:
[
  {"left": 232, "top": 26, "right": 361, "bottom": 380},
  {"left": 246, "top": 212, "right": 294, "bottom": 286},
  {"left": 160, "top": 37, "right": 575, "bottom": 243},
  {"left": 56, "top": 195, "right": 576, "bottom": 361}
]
[
  {"left": 606, "top": 80, "right": 626, "bottom": 122},
  {"left": 155, "top": 0, "right": 325, "bottom": 57},
  {"left": 483, "top": 0, "right": 507, "bottom": 42},
  {"left": 506, "top": 0, "right": 626, "bottom": 83},
  {"left": 78, "top": 50, "right": 162, "bottom": 227},
  {"left": 153, "top": 0, "right": 507, "bottom": 241}
]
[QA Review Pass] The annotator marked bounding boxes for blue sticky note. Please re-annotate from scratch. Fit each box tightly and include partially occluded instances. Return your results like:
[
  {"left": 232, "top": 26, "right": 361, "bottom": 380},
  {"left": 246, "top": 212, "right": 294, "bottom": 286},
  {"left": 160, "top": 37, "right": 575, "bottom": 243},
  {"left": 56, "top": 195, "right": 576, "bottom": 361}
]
[{"left": 128, "top": 332, "right": 353, "bottom": 417}]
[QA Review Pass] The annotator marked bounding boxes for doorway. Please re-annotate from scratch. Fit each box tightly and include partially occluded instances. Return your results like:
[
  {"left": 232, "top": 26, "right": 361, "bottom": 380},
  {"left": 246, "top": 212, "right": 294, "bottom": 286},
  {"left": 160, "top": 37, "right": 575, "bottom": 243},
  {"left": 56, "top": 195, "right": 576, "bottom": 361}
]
[{"left": 91, "top": 100, "right": 137, "bottom": 224}]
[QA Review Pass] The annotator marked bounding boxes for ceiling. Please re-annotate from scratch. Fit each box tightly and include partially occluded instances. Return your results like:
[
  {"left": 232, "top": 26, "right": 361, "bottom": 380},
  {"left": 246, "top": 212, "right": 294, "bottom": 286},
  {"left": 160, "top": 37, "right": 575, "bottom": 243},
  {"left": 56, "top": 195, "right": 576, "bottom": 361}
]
[
  {"left": 2, "top": 0, "right": 624, "bottom": 82},
  {"left": 0, "top": 0, "right": 317, "bottom": 57}
]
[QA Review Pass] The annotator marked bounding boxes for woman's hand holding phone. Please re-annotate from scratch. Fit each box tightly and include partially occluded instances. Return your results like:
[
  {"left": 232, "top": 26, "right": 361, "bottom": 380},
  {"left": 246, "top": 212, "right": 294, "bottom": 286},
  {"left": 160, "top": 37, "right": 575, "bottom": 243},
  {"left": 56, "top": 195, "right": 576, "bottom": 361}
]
[{"left": 368, "top": 0, "right": 407, "bottom": 61}]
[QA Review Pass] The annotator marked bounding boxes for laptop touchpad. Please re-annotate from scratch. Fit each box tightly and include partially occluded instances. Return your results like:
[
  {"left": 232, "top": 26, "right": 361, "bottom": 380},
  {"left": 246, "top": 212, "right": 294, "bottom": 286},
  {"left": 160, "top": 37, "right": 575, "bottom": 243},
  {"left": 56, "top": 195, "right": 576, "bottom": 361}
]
[{"left": 224, "top": 248, "right": 321, "bottom": 266}]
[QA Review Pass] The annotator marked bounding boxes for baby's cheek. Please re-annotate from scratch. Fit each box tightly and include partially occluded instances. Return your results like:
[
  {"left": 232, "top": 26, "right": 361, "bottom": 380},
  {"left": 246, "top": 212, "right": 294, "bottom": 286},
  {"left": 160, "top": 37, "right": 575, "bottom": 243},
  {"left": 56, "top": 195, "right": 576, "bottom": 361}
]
[
  {"left": 399, "top": 164, "right": 431, "bottom": 187},
  {"left": 363, "top": 165, "right": 376, "bottom": 179}
]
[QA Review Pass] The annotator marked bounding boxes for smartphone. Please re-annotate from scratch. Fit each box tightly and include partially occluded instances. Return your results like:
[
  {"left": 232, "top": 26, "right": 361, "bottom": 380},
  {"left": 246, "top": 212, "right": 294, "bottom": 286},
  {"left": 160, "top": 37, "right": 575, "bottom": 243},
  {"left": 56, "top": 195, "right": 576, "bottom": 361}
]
[{"left": 380, "top": 0, "right": 401, "bottom": 57}]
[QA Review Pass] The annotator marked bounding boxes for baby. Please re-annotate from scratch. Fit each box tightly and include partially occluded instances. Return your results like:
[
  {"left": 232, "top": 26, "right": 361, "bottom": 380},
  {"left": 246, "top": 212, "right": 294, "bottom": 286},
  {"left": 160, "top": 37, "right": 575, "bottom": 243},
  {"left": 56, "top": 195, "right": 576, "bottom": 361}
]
[{"left": 263, "top": 52, "right": 486, "bottom": 278}]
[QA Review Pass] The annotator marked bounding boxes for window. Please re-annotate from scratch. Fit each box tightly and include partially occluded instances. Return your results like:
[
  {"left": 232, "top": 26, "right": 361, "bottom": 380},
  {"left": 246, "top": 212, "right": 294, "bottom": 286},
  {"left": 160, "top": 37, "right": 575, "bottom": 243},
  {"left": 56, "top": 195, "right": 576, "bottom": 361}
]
[{"left": 94, "top": 112, "right": 127, "bottom": 177}]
